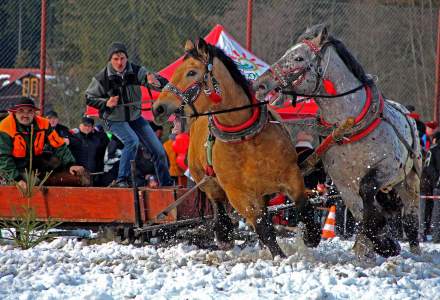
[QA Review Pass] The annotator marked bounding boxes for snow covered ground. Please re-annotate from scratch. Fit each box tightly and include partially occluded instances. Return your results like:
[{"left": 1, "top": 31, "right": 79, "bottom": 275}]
[{"left": 1, "top": 235, "right": 440, "bottom": 300}]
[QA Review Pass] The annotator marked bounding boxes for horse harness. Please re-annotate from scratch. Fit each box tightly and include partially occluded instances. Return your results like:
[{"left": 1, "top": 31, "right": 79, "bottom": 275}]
[
  {"left": 162, "top": 49, "right": 222, "bottom": 117},
  {"left": 270, "top": 39, "right": 420, "bottom": 176},
  {"left": 162, "top": 46, "right": 271, "bottom": 176}
]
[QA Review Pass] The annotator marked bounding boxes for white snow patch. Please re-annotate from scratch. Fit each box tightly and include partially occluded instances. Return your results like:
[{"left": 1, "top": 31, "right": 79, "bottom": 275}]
[{"left": 0, "top": 237, "right": 439, "bottom": 299}]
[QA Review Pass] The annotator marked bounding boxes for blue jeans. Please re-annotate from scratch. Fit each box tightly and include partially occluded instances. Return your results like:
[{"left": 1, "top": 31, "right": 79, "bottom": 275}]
[{"left": 107, "top": 117, "right": 173, "bottom": 186}]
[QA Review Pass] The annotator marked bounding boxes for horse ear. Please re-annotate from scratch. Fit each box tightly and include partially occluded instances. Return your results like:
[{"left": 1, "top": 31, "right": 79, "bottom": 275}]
[
  {"left": 310, "top": 24, "right": 329, "bottom": 46},
  {"left": 195, "top": 38, "right": 209, "bottom": 60},
  {"left": 184, "top": 40, "right": 195, "bottom": 52}
]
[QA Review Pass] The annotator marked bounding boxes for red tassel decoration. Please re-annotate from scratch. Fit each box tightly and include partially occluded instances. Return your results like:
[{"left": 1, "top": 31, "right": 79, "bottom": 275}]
[
  {"left": 209, "top": 92, "right": 222, "bottom": 103},
  {"left": 323, "top": 79, "right": 337, "bottom": 96}
]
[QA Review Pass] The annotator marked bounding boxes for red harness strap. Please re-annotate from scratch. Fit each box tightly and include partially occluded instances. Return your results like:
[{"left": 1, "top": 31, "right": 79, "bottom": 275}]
[
  {"left": 212, "top": 96, "right": 260, "bottom": 133},
  {"left": 319, "top": 85, "right": 373, "bottom": 128},
  {"left": 316, "top": 86, "right": 384, "bottom": 156}
]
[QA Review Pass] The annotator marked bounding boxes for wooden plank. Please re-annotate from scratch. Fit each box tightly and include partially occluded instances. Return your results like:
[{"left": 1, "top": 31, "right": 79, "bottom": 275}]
[
  {"left": 140, "top": 187, "right": 211, "bottom": 223},
  {"left": 141, "top": 187, "right": 178, "bottom": 224},
  {"left": 0, "top": 186, "right": 137, "bottom": 223}
]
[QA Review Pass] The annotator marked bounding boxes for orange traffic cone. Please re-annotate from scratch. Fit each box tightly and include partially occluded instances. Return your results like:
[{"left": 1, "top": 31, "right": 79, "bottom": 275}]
[{"left": 322, "top": 205, "right": 336, "bottom": 239}]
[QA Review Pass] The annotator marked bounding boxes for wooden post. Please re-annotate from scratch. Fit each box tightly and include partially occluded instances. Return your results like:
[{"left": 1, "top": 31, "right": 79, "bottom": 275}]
[
  {"left": 246, "top": 0, "right": 253, "bottom": 51},
  {"left": 434, "top": 9, "right": 440, "bottom": 122},
  {"left": 130, "top": 160, "right": 142, "bottom": 228},
  {"left": 39, "top": 0, "right": 47, "bottom": 113}
]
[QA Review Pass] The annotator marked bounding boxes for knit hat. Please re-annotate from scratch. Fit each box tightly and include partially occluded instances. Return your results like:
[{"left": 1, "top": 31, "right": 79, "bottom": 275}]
[
  {"left": 81, "top": 116, "right": 95, "bottom": 126},
  {"left": 426, "top": 121, "right": 439, "bottom": 130},
  {"left": 46, "top": 110, "right": 58, "bottom": 118},
  {"left": 107, "top": 42, "right": 128, "bottom": 60},
  {"left": 8, "top": 97, "right": 39, "bottom": 112}
]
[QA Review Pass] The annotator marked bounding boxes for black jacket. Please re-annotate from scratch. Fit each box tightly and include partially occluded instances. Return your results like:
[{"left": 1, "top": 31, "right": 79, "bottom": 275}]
[
  {"left": 52, "top": 124, "right": 72, "bottom": 139},
  {"left": 85, "top": 62, "right": 148, "bottom": 121},
  {"left": 69, "top": 131, "right": 108, "bottom": 173},
  {"left": 421, "top": 143, "right": 440, "bottom": 194}
]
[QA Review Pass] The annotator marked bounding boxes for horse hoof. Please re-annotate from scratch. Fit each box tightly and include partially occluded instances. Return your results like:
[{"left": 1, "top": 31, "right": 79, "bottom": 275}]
[
  {"left": 275, "top": 251, "right": 287, "bottom": 259},
  {"left": 410, "top": 245, "right": 421, "bottom": 255},
  {"left": 353, "top": 234, "right": 375, "bottom": 259},
  {"left": 373, "top": 237, "right": 401, "bottom": 258},
  {"left": 216, "top": 240, "right": 234, "bottom": 251},
  {"left": 268, "top": 247, "right": 287, "bottom": 259},
  {"left": 303, "top": 222, "right": 321, "bottom": 248}
]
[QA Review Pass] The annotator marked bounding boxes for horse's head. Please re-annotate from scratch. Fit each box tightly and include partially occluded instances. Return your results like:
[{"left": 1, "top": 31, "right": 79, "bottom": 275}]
[
  {"left": 255, "top": 24, "right": 330, "bottom": 103},
  {"left": 153, "top": 38, "right": 252, "bottom": 125},
  {"left": 255, "top": 24, "right": 373, "bottom": 106}
]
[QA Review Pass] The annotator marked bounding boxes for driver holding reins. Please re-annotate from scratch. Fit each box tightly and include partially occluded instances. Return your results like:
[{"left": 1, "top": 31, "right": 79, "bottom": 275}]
[{"left": 85, "top": 42, "right": 173, "bottom": 188}]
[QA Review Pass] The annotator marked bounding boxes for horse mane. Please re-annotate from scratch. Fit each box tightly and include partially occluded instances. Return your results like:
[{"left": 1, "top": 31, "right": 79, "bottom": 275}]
[
  {"left": 297, "top": 29, "right": 373, "bottom": 85},
  {"left": 325, "top": 37, "right": 373, "bottom": 85},
  {"left": 184, "top": 45, "right": 253, "bottom": 100}
]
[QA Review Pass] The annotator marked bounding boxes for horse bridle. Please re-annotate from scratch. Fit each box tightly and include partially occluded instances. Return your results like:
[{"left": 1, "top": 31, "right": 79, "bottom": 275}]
[
  {"left": 162, "top": 49, "right": 222, "bottom": 117},
  {"left": 271, "top": 39, "right": 364, "bottom": 104}
]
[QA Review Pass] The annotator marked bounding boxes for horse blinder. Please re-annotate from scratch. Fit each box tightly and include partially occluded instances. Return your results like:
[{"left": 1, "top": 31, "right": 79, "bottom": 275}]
[
  {"left": 164, "top": 50, "right": 223, "bottom": 117},
  {"left": 203, "top": 61, "right": 223, "bottom": 104}
]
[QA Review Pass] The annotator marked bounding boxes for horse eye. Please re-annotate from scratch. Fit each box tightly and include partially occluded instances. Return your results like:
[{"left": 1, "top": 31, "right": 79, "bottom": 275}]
[
  {"left": 186, "top": 70, "right": 197, "bottom": 77},
  {"left": 294, "top": 57, "right": 304, "bottom": 62}
]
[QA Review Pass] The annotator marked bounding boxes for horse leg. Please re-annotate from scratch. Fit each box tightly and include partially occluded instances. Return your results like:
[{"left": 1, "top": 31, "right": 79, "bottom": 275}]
[
  {"left": 254, "top": 208, "right": 286, "bottom": 258},
  {"left": 393, "top": 170, "right": 421, "bottom": 255},
  {"left": 200, "top": 180, "right": 235, "bottom": 250},
  {"left": 285, "top": 169, "right": 321, "bottom": 248},
  {"left": 211, "top": 199, "right": 235, "bottom": 249},
  {"left": 333, "top": 187, "right": 375, "bottom": 258},
  {"left": 359, "top": 168, "right": 400, "bottom": 257},
  {"left": 228, "top": 190, "right": 285, "bottom": 258}
]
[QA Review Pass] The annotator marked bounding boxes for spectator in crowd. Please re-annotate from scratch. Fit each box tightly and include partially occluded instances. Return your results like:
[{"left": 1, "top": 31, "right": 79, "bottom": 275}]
[
  {"left": 134, "top": 145, "right": 157, "bottom": 187},
  {"left": 406, "top": 104, "right": 426, "bottom": 147},
  {"left": 101, "top": 133, "right": 156, "bottom": 187},
  {"left": 163, "top": 119, "right": 187, "bottom": 185},
  {"left": 100, "top": 133, "right": 124, "bottom": 187},
  {"left": 0, "top": 111, "right": 9, "bottom": 121},
  {"left": 0, "top": 97, "right": 84, "bottom": 190},
  {"left": 46, "top": 110, "right": 72, "bottom": 145},
  {"left": 423, "top": 121, "right": 438, "bottom": 152},
  {"left": 85, "top": 41, "right": 172, "bottom": 187},
  {"left": 149, "top": 121, "right": 164, "bottom": 141},
  {"left": 93, "top": 123, "right": 110, "bottom": 173},
  {"left": 294, "top": 130, "right": 326, "bottom": 189},
  {"left": 421, "top": 131, "right": 440, "bottom": 242},
  {"left": 69, "top": 117, "right": 108, "bottom": 186}
]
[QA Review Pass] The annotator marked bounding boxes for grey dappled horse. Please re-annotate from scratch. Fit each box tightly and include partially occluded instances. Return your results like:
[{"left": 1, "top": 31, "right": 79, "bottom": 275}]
[{"left": 255, "top": 24, "right": 422, "bottom": 258}]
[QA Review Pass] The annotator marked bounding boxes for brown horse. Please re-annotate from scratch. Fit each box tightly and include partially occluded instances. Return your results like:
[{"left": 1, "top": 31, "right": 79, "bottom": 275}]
[{"left": 152, "top": 38, "right": 321, "bottom": 258}]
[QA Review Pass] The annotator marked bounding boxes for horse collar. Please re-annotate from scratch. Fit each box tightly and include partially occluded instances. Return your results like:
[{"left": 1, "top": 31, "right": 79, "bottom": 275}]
[
  {"left": 319, "top": 85, "right": 374, "bottom": 128},
  {"left": 208, "top": 96, "right": 269, "bottom": 143},
  {"left": 316, "top": 85, "right": 385, "bottom": 155}
]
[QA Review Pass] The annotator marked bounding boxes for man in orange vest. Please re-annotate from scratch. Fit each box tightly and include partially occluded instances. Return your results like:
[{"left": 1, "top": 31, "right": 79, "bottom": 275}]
[
  {"left": 163, "top": 119, "right": 187, "bottom": 185},
  {"left": 0, "top": 97, "right": 84, "bottom": 190}
]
